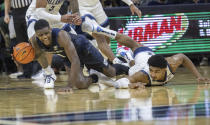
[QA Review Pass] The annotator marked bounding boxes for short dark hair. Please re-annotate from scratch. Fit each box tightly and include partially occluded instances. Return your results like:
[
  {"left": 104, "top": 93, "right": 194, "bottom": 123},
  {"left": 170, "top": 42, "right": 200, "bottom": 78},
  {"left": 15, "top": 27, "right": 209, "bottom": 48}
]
[
  {"left": 34, "top": 19, "right": 50, "bottom": 31},
  {"left": 148, "top": 54, "right": 167, "bottom": 68}
]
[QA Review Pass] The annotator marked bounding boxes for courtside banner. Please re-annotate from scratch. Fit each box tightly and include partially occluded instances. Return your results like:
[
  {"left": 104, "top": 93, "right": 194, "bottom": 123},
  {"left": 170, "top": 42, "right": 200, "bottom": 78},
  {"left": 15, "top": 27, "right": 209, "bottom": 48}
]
[{"left": 106, "top": 5, "right": 210, "bottom": 55}]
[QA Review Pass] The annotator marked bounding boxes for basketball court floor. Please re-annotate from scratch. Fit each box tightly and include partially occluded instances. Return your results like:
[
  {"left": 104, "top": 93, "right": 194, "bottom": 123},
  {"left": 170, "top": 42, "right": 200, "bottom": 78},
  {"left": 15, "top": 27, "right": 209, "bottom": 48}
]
[{"left": 0, "top": 66, "right": 210, "bottom": 125}]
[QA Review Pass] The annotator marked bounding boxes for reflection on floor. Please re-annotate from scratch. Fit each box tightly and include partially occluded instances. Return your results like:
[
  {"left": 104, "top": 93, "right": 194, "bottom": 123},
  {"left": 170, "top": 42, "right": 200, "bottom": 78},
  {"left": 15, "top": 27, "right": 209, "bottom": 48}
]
[
  {"left": 1, "top": 102, "right": 210, "bottom": 124},
  {"left": 0, "top": 66, "right": 210, "bottom": 124}
]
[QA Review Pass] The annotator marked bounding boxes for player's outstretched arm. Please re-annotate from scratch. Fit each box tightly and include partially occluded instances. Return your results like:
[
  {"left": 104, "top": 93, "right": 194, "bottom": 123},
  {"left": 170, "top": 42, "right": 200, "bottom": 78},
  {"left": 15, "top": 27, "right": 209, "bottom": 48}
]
[
  {"left": 115, "top": 71, "right": 149, "bottom": 89},
  {"left": 166, "top": 53, "right": 210, "bottom": 84},
  {"left": 35, "top": 0, "right": 69, "bottom": 23},
  {"left": 57, "top": 30, "right": 85, "bottom": 89},
  {"left": 35, "top": 0, "right": 61, "bottom": 22}
]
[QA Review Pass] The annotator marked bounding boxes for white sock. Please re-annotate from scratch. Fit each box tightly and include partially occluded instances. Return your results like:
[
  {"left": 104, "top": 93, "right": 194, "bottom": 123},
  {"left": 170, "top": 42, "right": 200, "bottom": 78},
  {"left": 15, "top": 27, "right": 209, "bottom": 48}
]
[
  {"left": 43, "top": 66, "right": 54, "bottom": 75},
  {"left": 82, "top": 22, "right": 117, "bottom": 39}
]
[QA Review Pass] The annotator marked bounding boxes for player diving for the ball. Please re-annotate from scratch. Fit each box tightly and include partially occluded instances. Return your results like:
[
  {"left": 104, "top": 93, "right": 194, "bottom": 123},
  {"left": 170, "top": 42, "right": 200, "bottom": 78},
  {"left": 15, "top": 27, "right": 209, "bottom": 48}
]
[{"left": 31, "top": 19, "right": 129, "bottom": 91}]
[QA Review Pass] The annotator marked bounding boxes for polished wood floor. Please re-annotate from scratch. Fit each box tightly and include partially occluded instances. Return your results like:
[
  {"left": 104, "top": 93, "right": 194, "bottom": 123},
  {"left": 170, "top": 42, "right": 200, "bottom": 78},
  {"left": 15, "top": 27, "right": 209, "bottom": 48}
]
[{"left": 0, "top": 66, "right": 210, "bottom": 125}]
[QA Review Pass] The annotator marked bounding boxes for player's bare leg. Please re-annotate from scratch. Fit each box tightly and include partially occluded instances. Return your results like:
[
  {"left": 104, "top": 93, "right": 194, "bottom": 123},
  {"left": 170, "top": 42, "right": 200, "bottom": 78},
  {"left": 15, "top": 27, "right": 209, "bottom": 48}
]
[{"left": 92, "top": 33, "right": 115, "bottom": 62}]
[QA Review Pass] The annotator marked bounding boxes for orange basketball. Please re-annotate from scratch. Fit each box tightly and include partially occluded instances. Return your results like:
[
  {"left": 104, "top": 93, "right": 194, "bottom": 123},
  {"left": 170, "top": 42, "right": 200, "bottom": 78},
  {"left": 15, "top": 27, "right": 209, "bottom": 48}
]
[{"left": 13, "top": 42, "right": 35, "bottom": 64}]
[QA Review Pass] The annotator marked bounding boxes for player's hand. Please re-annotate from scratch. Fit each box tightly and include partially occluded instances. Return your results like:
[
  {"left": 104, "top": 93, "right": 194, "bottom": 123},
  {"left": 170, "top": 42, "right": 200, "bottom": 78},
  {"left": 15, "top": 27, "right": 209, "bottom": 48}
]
[
  {"left": 197, "top": 77, "right": 210, "bottom": 84},
  {"left": 4, "top": 14, "right": 10, "bottom": 24},
  {"left": 128, "top": 82, "right": 146, "bottom": 89},
  {"left": 61, "top": 14, "right": 77, "bottom": 24},
  {"left": 129, "top": 4, "right": 142, "bottom": 18},
  {"left": 71, "top": 13, "right": 82, "bottom": 25}
]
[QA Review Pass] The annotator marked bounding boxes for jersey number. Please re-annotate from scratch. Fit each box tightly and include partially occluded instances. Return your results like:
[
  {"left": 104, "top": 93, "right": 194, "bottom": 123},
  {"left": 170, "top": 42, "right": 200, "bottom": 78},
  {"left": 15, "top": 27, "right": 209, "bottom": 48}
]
[{"left": 48, "top": 6, "right": 55, "bottom": 12}]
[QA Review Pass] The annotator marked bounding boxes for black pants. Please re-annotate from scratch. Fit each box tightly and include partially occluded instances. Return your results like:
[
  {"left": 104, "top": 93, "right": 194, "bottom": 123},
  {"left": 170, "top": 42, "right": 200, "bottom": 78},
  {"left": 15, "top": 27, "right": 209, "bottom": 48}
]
[{"left": 11, "top": 6, "right": 35, "bottom": 77}]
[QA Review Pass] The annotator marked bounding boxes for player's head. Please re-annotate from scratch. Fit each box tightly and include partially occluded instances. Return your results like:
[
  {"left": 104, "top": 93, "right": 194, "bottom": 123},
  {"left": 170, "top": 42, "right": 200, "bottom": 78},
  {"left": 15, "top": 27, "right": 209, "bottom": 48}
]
[
  {"left": 34, "top": 19, "right": 52, "bottom": 45},
  {"left": 148, "top": 54, "right": 167, "bottom": 80}
]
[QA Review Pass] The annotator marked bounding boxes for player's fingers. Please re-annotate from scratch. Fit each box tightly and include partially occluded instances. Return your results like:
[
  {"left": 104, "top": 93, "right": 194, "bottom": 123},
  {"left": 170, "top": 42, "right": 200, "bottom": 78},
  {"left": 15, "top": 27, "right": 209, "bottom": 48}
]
[
  {"left": 57, "top": 87, "right": 73, "bottom": 94},
  {"left": 131, "top": 9, "right": 135, "bottom": 15},
  {"left": 134, "top": 8, "right": 142, "bottom": 18},
  {"left": 137, "top": 11, "right": 142, "bottom": 18}
]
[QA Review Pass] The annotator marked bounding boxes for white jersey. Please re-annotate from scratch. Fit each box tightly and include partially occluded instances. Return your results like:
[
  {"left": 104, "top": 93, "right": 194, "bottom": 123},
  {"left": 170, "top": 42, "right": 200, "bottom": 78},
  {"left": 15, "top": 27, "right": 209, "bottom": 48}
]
[
  {"left": 26, "top": 0, "right": 64, "bottom": 28},
  {"left": 78, "top": 0, "right": 100, "bottom": 8},
  {"left": 129, "top": 47, "right": 174, "bottom": 86},
  {"left": 26, "top": 0, "right": 37, "bottom": 21},
  {"left": 128, "top": 47, "right": 155, "bottom": 76},
  {"left": 44, "top": 0, "right": 64, "bottom": 28},
  {"left": 26, "top": 0, "right": 76, "bottom": 39}
]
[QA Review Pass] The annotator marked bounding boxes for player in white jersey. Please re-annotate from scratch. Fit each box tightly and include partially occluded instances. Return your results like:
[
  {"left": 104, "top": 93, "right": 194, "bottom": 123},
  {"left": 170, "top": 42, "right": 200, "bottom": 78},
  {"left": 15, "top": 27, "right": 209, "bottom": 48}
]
[
  {"left": 114, "top": 52, "right": 210, "bottom": 89},
  {"left": 78, "top": 0, "right": 142, "bottom": 64},
  {"left": 26, "top": 0, "right": 78, "bottom": 40}
]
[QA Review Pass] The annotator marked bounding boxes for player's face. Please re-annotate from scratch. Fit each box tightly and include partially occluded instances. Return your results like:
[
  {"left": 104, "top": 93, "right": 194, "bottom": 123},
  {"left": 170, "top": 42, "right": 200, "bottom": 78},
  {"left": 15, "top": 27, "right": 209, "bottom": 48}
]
[
  {"left": 149, "top": 66, "right": 166, "bottom": 81},
  {"left": 36, "top": 27, "right": 52, "bottom": 46}
]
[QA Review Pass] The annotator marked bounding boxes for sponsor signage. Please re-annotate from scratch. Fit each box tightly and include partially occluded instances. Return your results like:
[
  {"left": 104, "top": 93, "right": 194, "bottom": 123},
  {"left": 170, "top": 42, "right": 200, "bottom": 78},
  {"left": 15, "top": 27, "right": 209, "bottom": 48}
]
[{"left": 109, "top": 12, "right": 210, "bottom": 55}]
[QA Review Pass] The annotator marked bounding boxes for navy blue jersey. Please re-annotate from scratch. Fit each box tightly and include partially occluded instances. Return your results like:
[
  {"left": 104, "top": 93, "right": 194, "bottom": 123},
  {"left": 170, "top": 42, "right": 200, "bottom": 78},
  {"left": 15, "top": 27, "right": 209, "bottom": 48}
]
[{"left": 36, "top": 28, "right": 108, "bottom": 72}]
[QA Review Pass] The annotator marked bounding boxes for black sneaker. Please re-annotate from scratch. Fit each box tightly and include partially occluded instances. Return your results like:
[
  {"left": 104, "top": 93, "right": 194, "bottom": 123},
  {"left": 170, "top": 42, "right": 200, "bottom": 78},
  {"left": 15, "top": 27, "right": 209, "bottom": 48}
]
[{"left": 17, "top": 74, "right": 31, "bottom": 79}]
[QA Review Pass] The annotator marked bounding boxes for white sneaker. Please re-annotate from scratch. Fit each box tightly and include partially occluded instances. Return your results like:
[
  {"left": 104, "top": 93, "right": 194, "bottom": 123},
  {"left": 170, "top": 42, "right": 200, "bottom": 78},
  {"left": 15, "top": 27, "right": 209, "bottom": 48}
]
[
  {"left": 116, "top": 47, "right": 134, "bottom": 62},
  {"left": 31, "top": 70, "right": 45, "bottom": 80},
  {"left": 9, "top": 72, "right": 23, "bottom": 78},
  {"left": 32, "top": 70, "right": 57, "bottom": 80},
  {"left": 44, "top": 75, "right": 56, "bottom": 89},
  {"left": 115, "top": 78, "right": 130, "bottom": 89},
  {"left": 112, "top": 57, "right": 130, "bottom": 67}
]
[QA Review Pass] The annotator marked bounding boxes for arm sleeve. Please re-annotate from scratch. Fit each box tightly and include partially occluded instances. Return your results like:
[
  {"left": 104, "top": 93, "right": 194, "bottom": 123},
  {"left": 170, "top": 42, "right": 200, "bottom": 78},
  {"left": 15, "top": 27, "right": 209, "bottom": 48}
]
[
  {"left": 35, "top": 8, "right": 61, "bottom": 22},
  {"left": 121, "top": 0, "right": 134, "bottom": 6}
]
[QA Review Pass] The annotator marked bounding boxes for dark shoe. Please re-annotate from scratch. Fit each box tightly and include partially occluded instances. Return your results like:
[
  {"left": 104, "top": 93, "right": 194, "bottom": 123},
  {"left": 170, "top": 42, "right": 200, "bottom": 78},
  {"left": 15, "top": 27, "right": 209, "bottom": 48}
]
[
  {"left": 90, "top": 74, "right": 98, "bottom": 83},
  {"left": 17, "top": 74, "right": 31, "bottom": 79},
  {"left": 200, "top": 57, "right": 208, "bottom": 66}
]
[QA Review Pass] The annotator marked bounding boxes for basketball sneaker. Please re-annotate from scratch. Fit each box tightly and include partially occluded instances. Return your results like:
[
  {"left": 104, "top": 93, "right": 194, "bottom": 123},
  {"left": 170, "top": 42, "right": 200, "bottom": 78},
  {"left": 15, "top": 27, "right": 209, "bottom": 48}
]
[
  {"left": 31, "top": 69, "right": 57, "bottom": 80},
  {"left": 31, "top": 69, "right": 45, "bottom": 80},
  {"left": 115, "top": 78, "right": 130, "bottom": 89},
  {"left": 9, "top": 72, "right": 23, "bottom": 78},
  {"left": 44, "top": 74, "right": 56, "bottom": 89},
  {"left": 112, "top": 57, "right": 129, "bottom": 67},
  {"left": 116, "top": 47, "right": 134, "bottom": 63}
]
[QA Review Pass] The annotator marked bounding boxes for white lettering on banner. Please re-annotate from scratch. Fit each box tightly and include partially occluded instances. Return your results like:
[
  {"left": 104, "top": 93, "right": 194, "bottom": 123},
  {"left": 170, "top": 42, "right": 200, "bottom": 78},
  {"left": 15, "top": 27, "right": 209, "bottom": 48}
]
[{"left": 199, "top": 20, "right": 210, "bottom": 37}]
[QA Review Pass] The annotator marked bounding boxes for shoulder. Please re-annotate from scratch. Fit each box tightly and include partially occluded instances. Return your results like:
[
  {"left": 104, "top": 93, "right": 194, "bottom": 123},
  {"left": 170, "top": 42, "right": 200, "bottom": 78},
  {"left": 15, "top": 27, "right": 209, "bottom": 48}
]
[
  {"left": 57, "top": 29, "right": 70, "bottom": 39},
  {"left": 57, "top": 29, "right": 72, "bottom": 47},
  {"left": 165, "top": 53, "right": 185, "bottom": 72}
]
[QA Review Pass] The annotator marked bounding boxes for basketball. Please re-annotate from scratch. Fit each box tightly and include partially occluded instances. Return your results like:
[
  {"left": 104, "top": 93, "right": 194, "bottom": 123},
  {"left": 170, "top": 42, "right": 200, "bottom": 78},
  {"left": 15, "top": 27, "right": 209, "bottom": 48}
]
[{"left": 13, "top": 42, "right": 35, "bottom": 64}]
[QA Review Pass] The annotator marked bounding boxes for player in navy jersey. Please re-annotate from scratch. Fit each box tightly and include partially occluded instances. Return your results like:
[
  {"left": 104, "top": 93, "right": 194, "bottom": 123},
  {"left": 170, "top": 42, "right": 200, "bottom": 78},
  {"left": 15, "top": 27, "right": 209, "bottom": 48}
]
[{"left": 31, "top": 19, "right": 129, "bottom": 91}]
